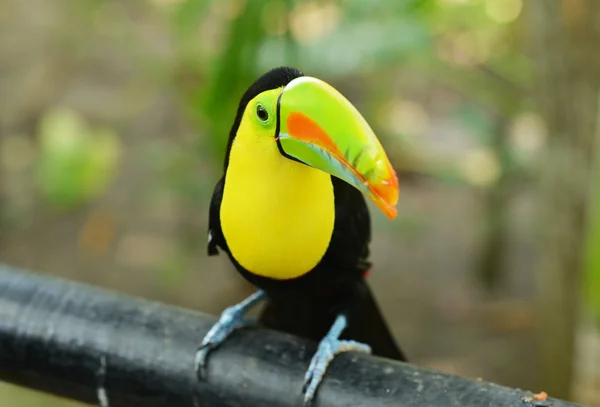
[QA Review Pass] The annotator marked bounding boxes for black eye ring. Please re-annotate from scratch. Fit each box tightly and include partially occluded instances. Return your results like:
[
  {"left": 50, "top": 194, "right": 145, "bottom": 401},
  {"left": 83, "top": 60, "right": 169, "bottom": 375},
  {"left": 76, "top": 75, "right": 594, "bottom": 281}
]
[{"left": 256, "top": 104, "right": 269, "bottom": 122}]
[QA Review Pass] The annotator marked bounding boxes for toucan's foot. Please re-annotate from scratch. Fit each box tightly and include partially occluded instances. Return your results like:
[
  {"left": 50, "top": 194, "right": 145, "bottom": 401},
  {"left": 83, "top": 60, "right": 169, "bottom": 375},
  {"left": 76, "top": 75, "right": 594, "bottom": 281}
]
[
  {"left": 302, "top": 315, "right": 371, "bottom": 406},
  {"left": 194, "top": 290, "right": 265, "bottom": 380}
]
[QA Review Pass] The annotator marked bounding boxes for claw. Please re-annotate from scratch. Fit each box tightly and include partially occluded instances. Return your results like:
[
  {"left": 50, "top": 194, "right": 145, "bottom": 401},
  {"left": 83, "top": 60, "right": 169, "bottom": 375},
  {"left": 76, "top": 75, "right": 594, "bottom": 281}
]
[
  {"left": 302, "top": 315, "right": 371, "bottom": 406},
  {"left": 194, "top": 291, "right": 265, "bottom": 380},
  {"left": 194, "top": 307, "right": 252, "bottom": 379}
]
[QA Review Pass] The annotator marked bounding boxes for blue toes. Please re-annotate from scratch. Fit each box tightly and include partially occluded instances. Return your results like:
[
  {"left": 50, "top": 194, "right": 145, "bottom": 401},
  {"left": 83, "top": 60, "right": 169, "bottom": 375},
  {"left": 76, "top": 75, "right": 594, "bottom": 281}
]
[
  {"left": 194, "top": 290, "right": 265, "bottom": 380},
  {"left": 194, "top": 306, "right": 255, "bottom": 379},
  {"left": 302, "top": 337, "right": 371, "bottom": 405}
]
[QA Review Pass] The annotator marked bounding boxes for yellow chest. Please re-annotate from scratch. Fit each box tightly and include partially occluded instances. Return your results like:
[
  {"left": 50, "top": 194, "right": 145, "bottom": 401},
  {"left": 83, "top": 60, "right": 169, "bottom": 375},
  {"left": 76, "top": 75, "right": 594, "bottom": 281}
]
[{"left": 220, "top": 134, "right": 335, "bottom": 280}]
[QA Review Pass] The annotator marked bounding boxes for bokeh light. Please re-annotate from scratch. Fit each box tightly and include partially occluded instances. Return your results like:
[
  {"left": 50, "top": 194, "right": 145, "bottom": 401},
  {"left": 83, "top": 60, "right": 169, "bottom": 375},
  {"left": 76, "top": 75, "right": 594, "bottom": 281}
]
[
  {"left": 484, "top": 0, "right": 522, "bottom": 24},
  {"left": 460, "top": 148, "right": 501, "bottom": 187},
  {"left": 289, "top": 1, "right": 341, "bottom": 45},
  {"left": 387, "top": 99, "right": 430, "bottom": 140}
]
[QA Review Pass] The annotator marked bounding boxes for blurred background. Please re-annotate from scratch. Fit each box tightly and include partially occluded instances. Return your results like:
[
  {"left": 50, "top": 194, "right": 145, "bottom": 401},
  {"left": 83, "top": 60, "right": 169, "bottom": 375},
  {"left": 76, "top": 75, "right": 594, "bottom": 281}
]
[{"left": 1, "top": 0, "right": 599, "bottom": 405}]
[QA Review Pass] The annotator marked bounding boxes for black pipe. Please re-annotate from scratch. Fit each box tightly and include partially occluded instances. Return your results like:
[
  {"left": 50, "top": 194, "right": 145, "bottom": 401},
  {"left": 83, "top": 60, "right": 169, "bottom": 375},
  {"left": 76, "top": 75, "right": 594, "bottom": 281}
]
[{"left": 0, "top": 264, "right": 581, "bottom": 407}]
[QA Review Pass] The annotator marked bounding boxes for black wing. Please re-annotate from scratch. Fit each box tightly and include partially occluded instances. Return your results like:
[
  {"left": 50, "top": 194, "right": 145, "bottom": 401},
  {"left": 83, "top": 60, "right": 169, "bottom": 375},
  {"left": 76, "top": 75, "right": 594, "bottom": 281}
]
[{"left": 207, "top": 177, "right": 226, "bottom": 256}]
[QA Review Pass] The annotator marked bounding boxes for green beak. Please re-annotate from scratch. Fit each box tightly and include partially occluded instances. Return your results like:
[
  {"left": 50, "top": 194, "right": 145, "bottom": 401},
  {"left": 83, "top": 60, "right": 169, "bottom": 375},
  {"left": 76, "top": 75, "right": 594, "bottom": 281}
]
[{"left": 276, "top": 76, "right": 399, "bottom": 219}]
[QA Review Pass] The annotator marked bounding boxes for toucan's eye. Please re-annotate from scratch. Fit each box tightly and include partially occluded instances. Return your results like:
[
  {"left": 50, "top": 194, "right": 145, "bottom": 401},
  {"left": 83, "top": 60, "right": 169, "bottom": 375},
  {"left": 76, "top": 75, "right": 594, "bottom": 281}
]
[{"left": 256, "top": 104, "right": 269, "bottom": 122}]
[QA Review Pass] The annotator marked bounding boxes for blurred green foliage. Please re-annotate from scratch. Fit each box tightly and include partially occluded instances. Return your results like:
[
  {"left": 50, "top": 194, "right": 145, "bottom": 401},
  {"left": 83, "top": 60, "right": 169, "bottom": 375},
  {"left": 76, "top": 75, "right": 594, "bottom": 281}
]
[
  {"left": 584, "top": 118, "right": 600, "bottom": 324},
  {"left": 36, "top": 107, "right": 121, "bottom": 210}
]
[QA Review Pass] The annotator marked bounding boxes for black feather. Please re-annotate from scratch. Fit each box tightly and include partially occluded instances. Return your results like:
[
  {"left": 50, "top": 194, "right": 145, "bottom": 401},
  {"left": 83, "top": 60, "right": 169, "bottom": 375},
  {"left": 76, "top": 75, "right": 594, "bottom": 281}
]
[{"left": 207, "top": 178, "right": 224, "bottom": 256}]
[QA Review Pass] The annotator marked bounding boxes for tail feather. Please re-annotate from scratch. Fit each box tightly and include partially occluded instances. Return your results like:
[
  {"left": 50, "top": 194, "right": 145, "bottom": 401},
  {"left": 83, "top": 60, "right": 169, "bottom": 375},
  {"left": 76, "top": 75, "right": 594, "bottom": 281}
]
[{"left": 257, "top": 282, "right": 407, "bottom": 362}]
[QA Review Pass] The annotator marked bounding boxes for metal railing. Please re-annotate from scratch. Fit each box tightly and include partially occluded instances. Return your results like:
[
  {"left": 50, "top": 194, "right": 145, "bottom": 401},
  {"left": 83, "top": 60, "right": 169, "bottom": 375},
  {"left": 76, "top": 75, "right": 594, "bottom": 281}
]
[{"left": 0, "top": 265, "right": 582, "bottom": 407}]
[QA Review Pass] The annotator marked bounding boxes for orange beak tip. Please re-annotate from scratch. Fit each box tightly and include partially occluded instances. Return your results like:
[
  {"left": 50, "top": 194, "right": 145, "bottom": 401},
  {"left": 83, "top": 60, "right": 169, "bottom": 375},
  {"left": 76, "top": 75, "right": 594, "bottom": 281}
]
[
  {"left": 386, "top": 207, "right": 398, "bottom": 220},
  {"left": 371, "top": 175, "right": 399, "bottom": 220}
]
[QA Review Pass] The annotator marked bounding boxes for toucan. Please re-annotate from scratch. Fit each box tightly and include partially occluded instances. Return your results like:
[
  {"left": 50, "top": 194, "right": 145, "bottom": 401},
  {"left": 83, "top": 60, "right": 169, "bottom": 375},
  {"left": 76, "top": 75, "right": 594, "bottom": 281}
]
[{"left": 195, "top": 67, "right": 407, "bottom": 405}]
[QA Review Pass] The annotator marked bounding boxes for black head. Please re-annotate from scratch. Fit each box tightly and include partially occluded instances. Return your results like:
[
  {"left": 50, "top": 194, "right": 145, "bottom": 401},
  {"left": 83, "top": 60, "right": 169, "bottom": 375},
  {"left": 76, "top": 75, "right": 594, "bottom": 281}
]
[{"left": 223, "top": 66, "right": 304, "bottom": 170}]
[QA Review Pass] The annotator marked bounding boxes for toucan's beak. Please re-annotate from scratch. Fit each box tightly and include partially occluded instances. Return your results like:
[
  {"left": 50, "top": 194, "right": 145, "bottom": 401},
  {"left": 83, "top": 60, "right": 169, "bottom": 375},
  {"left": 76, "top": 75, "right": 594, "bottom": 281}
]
[{"left": 277, "top": 76, "right": 399, "bottom": 219}]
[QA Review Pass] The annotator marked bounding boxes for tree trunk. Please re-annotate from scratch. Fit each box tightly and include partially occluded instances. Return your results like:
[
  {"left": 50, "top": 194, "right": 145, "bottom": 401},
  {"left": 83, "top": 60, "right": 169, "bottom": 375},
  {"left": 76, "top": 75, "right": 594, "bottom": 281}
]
[
  {"left": 526, "top": 0, "right": 600, "bottom": 399},
  {"left": 477, "top": 117, "right": 512, "bottom": 294}
]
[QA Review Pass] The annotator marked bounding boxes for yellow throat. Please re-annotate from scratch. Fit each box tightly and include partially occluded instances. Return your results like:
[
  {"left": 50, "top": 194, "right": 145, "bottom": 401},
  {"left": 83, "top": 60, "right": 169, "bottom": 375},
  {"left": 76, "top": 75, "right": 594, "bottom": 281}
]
[{"left": 220, "top": 93, "right": 335, "bottom": 280}]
